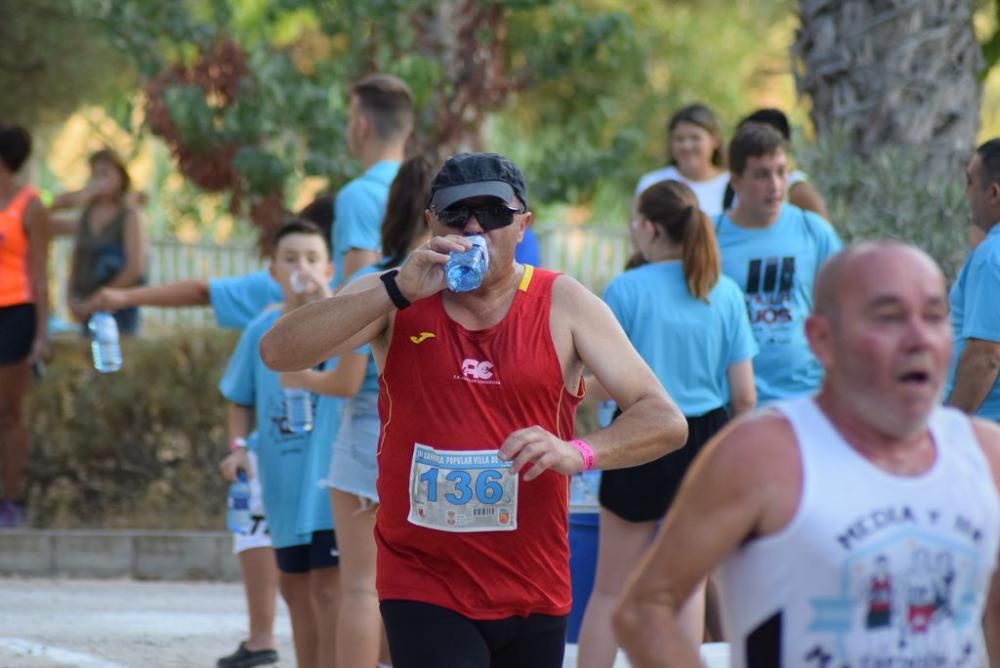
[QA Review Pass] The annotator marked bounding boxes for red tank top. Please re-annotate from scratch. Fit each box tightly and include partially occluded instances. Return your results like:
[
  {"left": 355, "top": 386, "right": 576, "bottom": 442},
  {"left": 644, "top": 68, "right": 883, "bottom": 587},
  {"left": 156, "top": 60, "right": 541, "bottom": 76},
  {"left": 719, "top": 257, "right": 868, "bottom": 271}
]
[
  {"left": 0, "top": 186, "right": 37, "bottom": 307},
  {"left": 375, "top": 266, "right": 583, "bottom": 619}
]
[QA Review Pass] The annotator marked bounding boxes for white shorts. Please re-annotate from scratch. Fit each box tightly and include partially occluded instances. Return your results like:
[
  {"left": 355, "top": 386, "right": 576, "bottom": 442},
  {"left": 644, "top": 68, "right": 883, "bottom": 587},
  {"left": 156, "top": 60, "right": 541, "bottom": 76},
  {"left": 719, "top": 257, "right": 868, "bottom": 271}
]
[{"left": 232, "top": 450, "right": 272, "bottom": 554}]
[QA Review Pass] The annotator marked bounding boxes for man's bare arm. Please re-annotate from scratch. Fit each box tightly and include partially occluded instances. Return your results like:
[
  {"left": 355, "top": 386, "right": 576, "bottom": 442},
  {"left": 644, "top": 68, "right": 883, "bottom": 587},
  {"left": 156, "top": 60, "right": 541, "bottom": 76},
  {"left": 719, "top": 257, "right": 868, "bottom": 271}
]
[
  {"left": 615, "top": 414, "right": 800, "bottom": 667},
  {"left": 261, "top": 273, "right": 393, "bottom": 371},
  {"left": 261, "top": 236, "right": 466, "bottom": 372},
  {"left": 949, "top": 338, "right": 1000, "bottom": 414}
]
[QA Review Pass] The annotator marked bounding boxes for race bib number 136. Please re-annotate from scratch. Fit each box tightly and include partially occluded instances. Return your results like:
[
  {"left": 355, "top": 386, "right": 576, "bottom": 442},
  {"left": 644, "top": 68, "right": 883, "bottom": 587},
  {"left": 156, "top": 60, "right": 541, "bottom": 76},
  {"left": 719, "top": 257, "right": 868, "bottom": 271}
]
[{"left": 408, "top": 444, "right": 518, "bottom": 533}]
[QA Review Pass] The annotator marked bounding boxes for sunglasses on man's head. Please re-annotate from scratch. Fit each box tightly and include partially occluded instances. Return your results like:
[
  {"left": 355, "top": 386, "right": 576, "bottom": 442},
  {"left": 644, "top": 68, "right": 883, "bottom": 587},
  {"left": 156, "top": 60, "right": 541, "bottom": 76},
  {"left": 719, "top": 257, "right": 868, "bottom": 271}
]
[{"left": 435, "top": 203, "right": 525, "bottom": 231}]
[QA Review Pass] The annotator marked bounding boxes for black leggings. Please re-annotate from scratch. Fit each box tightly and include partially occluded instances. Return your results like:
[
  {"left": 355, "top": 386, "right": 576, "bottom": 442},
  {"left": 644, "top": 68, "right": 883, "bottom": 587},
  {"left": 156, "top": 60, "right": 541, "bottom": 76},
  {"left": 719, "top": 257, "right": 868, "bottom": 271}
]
[{"left": 380, "top": 599, "right": 567, "bottom": 668}]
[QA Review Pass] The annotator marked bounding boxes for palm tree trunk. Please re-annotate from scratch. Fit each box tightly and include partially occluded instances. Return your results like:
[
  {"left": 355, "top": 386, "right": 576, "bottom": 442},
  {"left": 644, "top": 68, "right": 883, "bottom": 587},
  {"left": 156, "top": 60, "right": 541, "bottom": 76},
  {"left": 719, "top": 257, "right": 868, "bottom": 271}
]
[{"left": 793, "top": 0, "right": 983, "bottom": 179}]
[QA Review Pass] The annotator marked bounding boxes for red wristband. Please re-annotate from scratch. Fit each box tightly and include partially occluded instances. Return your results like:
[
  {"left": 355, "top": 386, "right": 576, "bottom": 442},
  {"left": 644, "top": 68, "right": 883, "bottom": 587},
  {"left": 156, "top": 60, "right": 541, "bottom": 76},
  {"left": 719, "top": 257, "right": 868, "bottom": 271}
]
[{"left": 570, "top": 438, "right": 595, "bottom": 471}]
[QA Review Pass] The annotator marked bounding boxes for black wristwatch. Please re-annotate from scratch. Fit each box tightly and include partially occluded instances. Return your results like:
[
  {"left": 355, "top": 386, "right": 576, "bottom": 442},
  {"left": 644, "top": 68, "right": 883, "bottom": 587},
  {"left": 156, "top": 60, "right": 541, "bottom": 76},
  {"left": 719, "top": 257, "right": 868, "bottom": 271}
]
[{"left": 380, "top": 269, "right": 412, "bottom": 310}]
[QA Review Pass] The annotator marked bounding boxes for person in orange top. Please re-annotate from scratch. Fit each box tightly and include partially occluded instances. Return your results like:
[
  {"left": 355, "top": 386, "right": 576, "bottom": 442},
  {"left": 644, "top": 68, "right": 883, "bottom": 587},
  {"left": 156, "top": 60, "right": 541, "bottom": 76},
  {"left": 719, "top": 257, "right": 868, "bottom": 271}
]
[{"left": 0, "top": 124, "right": 50, "bottom": 528}]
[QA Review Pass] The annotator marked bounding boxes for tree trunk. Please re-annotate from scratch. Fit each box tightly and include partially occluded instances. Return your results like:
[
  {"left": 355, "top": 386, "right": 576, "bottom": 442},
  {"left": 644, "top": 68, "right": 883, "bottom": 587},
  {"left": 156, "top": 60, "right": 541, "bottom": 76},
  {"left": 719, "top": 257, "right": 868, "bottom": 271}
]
[{"left": 793, "top": 0, "right": 983, "bottom": 179}]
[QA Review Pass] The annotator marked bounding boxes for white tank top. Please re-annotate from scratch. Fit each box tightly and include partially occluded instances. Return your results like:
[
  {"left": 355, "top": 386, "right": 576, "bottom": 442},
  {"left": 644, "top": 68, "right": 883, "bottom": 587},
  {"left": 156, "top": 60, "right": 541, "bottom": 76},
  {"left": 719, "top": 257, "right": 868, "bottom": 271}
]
[{"left": 717, "top": 397, "right": 1000, "bottom": 668}]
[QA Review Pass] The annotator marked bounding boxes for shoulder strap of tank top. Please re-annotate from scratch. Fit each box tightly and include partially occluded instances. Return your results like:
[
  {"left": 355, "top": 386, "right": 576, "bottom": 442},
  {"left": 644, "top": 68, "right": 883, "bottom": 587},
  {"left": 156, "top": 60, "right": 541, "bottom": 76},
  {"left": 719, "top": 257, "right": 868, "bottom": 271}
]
[
  {"left": 928, "top": 406, "right": 987, "bottom": 469},
  {"left": 770, "top": 396, "right": 830, "bottom": 468},
  {"left": 519, "top": 265, "right": 565, "bottom": 300}
]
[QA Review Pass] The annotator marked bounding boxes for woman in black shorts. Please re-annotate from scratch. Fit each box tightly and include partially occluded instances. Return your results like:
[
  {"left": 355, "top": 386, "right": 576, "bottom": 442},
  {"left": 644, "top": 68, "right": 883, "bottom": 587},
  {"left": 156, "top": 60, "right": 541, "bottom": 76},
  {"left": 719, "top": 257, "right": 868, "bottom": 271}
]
[
  {"left": 577, "top": 180, "right": 758, "bottom": 666},
  {"left": 0, "top": 125, "right": 49, "bottom": 528}
]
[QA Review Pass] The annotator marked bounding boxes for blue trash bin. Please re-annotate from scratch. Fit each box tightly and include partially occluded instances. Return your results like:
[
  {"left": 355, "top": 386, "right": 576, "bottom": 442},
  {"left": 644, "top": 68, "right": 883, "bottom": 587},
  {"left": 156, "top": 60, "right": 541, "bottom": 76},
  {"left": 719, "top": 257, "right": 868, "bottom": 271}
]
[{"left": 567, "top": 509, "right": 599, "bottom": 644}]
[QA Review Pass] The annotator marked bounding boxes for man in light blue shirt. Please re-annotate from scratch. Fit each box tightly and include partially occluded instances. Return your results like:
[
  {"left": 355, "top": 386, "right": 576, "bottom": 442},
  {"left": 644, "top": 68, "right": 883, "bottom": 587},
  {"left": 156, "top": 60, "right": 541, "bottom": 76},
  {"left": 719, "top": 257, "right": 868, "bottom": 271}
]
[
  {"left": 333, "top": 74, "right": 414, "bottom": 286},
  {"left": 715, "top": 123, "right": 842, "bottom": 403},
  {"left": 948, "top": 138, "right": 1000, "bottom": 420}
]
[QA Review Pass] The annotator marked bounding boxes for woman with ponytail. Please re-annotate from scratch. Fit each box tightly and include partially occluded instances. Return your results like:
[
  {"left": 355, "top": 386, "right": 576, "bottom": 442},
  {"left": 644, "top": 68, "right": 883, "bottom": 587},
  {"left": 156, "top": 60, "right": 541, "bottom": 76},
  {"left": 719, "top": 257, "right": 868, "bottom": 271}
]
[{"left": 577, "top": 180, "right": 757, "bottom": 666}]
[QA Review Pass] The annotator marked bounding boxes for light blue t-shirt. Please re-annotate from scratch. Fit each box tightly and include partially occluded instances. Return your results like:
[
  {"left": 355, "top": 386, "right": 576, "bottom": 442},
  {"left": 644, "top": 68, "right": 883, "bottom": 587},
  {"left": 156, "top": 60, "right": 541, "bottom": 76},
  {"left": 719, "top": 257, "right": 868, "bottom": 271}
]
[
  {"left": 208, "top": 271, "right": 283, "bottom": 330},
  {"left": 333, "top": 160, "right": 400, "bottom": 286},
  {"left": 603, "top": 261, "right": 758, "bottom": 415},
  {"left": 219, "top": 309, "right": 336, "bottom": 548},
  {"left": 947, "top": 224, "right": 1000, "bottom": 420},
  {"left": 715, "top": 204, "right": 842, "bottom": 403}
]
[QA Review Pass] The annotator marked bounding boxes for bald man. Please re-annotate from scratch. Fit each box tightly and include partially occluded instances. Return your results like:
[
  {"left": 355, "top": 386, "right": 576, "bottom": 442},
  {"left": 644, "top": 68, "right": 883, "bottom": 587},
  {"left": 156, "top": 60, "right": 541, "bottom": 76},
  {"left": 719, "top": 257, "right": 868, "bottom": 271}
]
[{"left": 614, "top": 241, "right": 1000, "bottom": 667}]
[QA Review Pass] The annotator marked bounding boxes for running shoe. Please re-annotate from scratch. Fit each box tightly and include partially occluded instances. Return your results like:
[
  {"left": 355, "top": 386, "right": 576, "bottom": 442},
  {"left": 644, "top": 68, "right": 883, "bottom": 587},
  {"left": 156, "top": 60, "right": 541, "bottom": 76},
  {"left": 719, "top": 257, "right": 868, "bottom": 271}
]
[{"left": 216, "top": 641, "right": 278, "bottom": 668}]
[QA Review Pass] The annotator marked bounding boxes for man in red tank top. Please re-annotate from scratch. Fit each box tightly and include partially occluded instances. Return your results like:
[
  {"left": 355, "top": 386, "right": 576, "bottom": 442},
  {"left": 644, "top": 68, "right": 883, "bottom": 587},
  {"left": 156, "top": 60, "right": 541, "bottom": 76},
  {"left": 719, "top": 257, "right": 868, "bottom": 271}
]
[{"left": 260, "top": 152, "right": 687, "bottom": 668}]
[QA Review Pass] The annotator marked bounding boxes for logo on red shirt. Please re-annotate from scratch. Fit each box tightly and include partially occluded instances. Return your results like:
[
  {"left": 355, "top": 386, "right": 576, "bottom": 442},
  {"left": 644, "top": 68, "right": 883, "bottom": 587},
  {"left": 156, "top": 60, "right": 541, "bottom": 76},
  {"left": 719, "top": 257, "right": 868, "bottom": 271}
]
[{"left": 457, "top": 358, "right": 500, "bottom": 385}]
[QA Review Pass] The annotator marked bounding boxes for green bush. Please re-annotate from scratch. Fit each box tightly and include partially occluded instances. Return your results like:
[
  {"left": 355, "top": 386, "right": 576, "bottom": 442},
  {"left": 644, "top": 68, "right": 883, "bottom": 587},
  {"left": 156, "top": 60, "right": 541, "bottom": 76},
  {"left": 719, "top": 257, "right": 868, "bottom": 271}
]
[
  {"left": 797, "top": 133, "right": 970, "bottom": 280},
  {"left": 26, "top": 329, "right": 238, "bottom": 529},
  {"left": 24, "top": 328, "right": 602, "bottom": 529}
]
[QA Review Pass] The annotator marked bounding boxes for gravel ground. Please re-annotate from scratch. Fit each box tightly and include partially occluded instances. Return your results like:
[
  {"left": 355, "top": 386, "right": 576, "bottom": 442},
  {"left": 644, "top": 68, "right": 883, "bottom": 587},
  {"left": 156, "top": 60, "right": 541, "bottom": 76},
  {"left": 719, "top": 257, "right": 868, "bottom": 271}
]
[
  {"left": 0, "top": 577, "right": 294, "bottom": 668},
  {"left": 0, "top": 576, "right": 728, "bottom": 668}
]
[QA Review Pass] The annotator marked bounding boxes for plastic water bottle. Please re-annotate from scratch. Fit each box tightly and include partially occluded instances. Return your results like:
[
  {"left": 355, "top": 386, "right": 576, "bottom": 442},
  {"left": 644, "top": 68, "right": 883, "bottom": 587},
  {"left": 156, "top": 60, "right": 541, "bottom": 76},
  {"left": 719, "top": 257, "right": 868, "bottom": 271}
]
[
  {"left": 284, "top": 388, "right": 313, "bottom": 433},
  {"left": 226, "top": 471, "right": 251, "bottom": 534},
  {"left": 88, "top": 312, "right": 122, "bottom": 373},
  {"left": 290, "top": 270, "right": 309, "bottom": 295},
  {"left": 445, "top": 235, "right": 489, "bottom": 293}
]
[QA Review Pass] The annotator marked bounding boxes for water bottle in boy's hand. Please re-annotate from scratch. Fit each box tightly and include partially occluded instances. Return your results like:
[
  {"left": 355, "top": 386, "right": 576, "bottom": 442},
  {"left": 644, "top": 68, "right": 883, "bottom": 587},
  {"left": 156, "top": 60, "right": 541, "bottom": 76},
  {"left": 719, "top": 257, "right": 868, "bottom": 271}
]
[
  {"left": 226, "top": 471, "right": 252, "bottom": 534},
  {"left": 445, "top": 235, "right": 489, "bottom": 293},
  {"left": 88, "top": 311, "right": 122, "bottom": 373},
  {"left": 290, "top": 270, "right": 309, "bottom": 295},
  {"left": 284, "top": 388, "right": 313, "bottom": 434}
]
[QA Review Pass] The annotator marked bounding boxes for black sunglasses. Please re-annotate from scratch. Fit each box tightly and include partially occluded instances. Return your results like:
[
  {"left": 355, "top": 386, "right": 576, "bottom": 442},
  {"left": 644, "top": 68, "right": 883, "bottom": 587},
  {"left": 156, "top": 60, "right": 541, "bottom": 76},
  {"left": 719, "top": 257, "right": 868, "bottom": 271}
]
[{"left": 436, "top": 204, "right": 525, "bottom": 231}]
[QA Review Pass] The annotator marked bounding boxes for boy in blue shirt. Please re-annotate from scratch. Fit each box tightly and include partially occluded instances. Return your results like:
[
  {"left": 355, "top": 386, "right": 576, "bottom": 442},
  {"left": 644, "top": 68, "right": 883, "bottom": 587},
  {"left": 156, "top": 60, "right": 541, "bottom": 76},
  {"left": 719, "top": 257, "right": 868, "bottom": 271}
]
[
  {"left": 715, "top": 123, "right": 842, "bottom": 403},
  {"left": 219, "top": 219, "right": 340, "bottom": 668}
]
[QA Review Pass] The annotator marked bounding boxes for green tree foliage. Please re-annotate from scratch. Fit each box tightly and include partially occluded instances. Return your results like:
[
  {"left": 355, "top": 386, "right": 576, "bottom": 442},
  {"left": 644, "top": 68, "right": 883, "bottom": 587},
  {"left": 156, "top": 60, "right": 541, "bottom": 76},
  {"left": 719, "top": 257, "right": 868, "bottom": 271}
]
[
  {"left": 501, "top": 0, "right": 795, "bottom": 208},
  {"left": 0, "top": 1, "right": 133, "bottom": 127},
  {"left": 84, "top": 0, "right": 793, "bottom": 232},
  {"left": 27, "top": 331, "right": 237, "bottom": 529}
]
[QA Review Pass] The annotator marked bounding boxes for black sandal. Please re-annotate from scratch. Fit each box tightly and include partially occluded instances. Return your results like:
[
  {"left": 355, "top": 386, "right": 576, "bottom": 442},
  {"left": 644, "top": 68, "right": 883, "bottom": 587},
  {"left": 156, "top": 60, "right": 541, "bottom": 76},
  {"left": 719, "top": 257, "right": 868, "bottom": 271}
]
[{"left": 216, "top": 641, "right": 278, "bottom": 668}]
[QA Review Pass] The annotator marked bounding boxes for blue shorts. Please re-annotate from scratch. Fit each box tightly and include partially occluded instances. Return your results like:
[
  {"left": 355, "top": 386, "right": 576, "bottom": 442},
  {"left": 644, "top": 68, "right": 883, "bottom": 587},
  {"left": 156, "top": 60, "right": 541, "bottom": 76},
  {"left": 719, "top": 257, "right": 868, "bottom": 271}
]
[{"left": 325, "top": 392, "right": 380, "bottom": 503}]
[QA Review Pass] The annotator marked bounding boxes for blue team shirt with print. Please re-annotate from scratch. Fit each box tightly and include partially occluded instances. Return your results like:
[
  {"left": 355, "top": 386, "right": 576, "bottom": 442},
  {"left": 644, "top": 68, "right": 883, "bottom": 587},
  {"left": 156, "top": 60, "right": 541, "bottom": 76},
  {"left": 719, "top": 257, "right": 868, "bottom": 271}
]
[
  {"left": 604, "top": 261, "right": 758, "bottom": 415},
  {"left": 219, "top": 308, "right": 335, "bottom": 548},
  {"left": 715, "top": 204, "right": 842, "bottom": 403},
  {"left": 333, "top": 160, "right": 400, "bottom": 286},
  {"left": 948, "top": 225, "right": 1000, "bottom": 420}
]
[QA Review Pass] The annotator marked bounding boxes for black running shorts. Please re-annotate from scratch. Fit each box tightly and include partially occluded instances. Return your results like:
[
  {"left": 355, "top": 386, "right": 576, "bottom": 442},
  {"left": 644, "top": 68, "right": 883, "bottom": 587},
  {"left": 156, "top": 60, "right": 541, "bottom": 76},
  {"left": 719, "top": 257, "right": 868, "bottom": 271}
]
[
  {"left": 0, "top": 303, "right": 36, "bottom": 364},
  {"left": 599, "top": 406, "right": 729, "bottom": 522}
]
